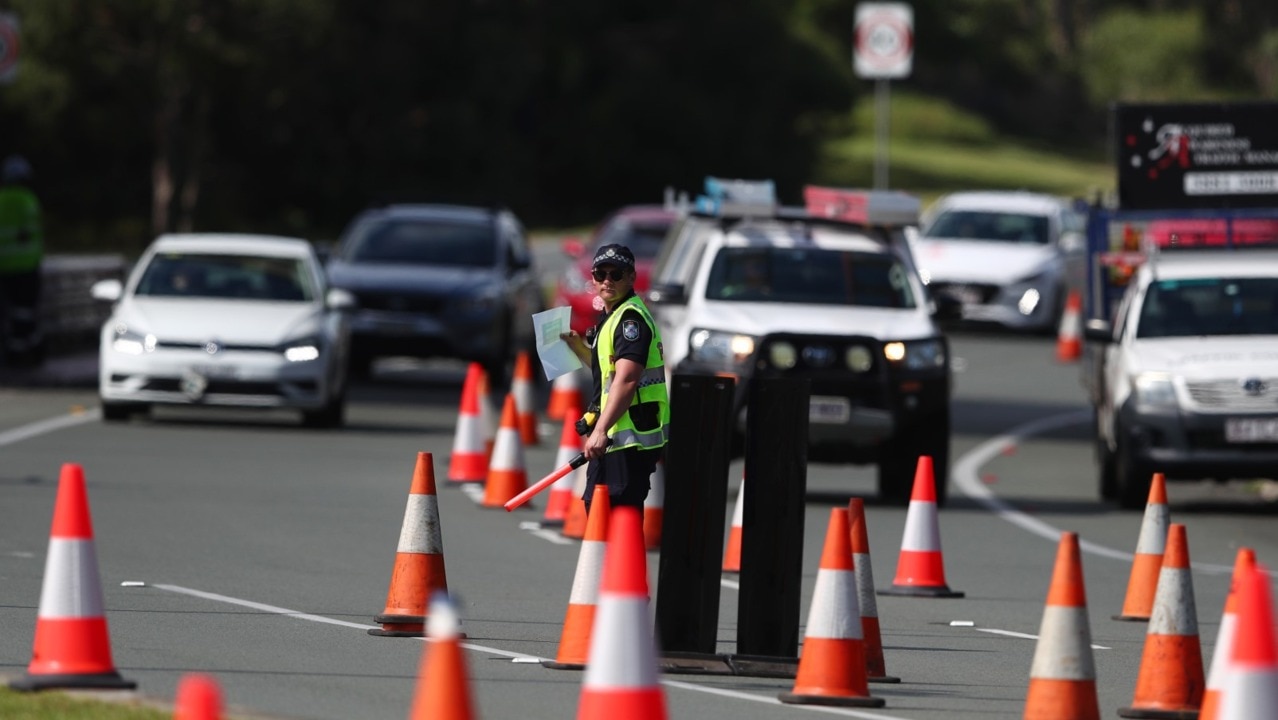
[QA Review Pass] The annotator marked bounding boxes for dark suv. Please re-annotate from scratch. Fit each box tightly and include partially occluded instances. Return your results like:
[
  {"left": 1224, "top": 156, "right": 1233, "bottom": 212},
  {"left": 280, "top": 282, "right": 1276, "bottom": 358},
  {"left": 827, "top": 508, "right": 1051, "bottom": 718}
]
[{"left": 325, "top": 204, "right": 543, "bottom": 381}]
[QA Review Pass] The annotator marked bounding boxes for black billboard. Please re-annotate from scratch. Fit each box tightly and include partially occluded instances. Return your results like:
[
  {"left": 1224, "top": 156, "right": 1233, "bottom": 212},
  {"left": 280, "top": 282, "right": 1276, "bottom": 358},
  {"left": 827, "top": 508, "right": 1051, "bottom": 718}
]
[{"left": 1114, "top": 102, "right": 1278, "bottom": 210}]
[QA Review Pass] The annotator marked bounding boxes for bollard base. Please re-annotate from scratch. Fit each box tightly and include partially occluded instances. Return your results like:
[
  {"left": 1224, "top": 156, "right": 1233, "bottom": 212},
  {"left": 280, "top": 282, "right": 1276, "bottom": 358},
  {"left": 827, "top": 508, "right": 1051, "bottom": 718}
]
[
  {"left": 869, "top": 674, "right": 902, "bottom": 684},
  {"left": 1117, "top": 707, "right": 1199, "bottom": 719},
  {"left": 878, "top": 584, "right": 964, "bottom": 598},
  {"left": 10, "top": 671, "right": 137, "bottom": 692}
]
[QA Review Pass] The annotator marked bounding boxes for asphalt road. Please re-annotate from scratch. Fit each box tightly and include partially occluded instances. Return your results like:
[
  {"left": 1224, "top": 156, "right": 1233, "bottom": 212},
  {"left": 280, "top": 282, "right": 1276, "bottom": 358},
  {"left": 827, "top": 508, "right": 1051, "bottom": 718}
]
[{"left": 2, "top": 327, "right": 1276, "bottom": 720}]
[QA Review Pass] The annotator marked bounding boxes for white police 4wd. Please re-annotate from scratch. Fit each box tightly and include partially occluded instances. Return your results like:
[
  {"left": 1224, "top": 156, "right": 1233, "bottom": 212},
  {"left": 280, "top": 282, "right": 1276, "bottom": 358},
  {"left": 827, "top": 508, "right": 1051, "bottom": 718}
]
[
  {"left": 1086, "top": 248, "right": 1278, "bottom": 508},
  {"left": 647, "top": 179, "right": 957, "bottom": 505}
]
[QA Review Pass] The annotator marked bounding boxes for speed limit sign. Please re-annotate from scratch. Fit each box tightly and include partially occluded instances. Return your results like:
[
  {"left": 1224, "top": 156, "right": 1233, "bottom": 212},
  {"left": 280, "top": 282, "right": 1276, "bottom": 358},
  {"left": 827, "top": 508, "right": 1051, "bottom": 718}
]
[{"left": 854, "top": 3, "right": 913, "bottom": 79}]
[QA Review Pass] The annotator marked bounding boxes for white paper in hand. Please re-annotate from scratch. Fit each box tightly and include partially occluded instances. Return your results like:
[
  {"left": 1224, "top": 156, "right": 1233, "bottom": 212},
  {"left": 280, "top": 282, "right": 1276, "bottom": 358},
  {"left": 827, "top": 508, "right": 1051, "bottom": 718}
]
[{"left": 532, "top": 306, "right": 583, "bottom": 380}]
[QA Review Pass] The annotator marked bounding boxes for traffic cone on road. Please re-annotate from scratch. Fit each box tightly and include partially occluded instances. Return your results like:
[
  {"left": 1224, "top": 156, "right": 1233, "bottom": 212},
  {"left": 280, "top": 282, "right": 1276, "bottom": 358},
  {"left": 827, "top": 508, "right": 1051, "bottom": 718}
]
[
  {"left": 409, "top": 593, "right": 476, "bottom": 720},
  {"left": 544, "top": 485, "right": 612, "bottom": 670},
  {"left": 370, "top": 452, "right": 454, "bottom": 637},
  {"left": 561, "top": 467, "right": 589, "bottom": 540},
  {"left": 643, "top": 461, "right": 664, "bottom": 551},
  {"left": 1118, "top": 523, "right": 1205, "bottom": 718},
  {"left": 448, "top": 363, "right": 489, "bottom": 484},
  {"left": 880, "top": 456, "right": 964, "bottom": 598},
  {"left": 1114, "top": 473, "right": 1170, "bottom": 621},
  {"left": 1200, "top": 547, "right": 1256, "bottom": 720},
  {"left": 547, "top": 368, "right": 584, "bottom": 422},
  {"left": 543, "top": 403, "right": 583, "bottom": 527},
  {"left": 1056, "top": 290, "right": 1083, "bottom": 363},
  {"left": 173, "top": 674, "right": 223, "bottom": 720},
  {"left": 722, "top": 478, "right": 745, "bottom": 573},
  {"left": 512, "top": 350, "right": 540, "bottom": 447},
  {"left": 576, "top": 506, "right": 667, "bottom": 720},
  {"left": 9, "top": 463, "right": 137, "bottom": 691},
  {"left": 849, "top": 498, "right": 899, "bottom": 683},
  {"left": 478, "top": 367, "right": 497, "bottom": 458},
  {"left": 778, "top": 507, "right": 885, "bottom": 708},
  {"left": 1023, "top": 531, "right": 1100, "bottom": 720},
  {"left": 1218, "top": 564, "right": 1278, "bottom": 720},
  {"left": 482, "top": 394, "right": 530, "bottom": 508}
]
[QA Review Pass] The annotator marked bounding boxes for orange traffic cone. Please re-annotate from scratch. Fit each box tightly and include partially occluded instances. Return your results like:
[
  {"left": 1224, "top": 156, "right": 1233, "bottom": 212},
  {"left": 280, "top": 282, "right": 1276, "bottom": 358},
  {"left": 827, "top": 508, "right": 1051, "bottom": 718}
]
[
  {"left": 722, "top": 477, "right": 745, "bottom": 573},
  {"left": 848, "top": 498, "right": 898, "bottom": 683},
  {"left": 9, "top": 463, "right": 136, "bottom": 691},
  {"left": 1023, "top": 531, "right": 1100, "bottom": 720},
  {"left": 880, "top": 456, "right": 964, "bottom": 598},
  {"left": 576, "top": 506, "right": 667, "bottom": 720},
  {"left": 512, "top": 350, "right": 540, "bottom": 447},
  {"left": 1218, "top": 564, "right": 1278, "bottom": 720},
  {"left": 1118, "top": 523, "right": 1205, "bottom": 718},
  {"left": 543, "top": 403, "right": 583, "bottom": 527},
  {"left": 370, "top": 452, "right": 454, "bottom": 637},
  {"left": 778, "top": 508, "right": 884, "bottom": 708},
  {"left": 478, "top": 367, "right": 497, "bottom": 458},
  {"left": 173, "top": 674, "right": 223, "bottom": 720},
  {"left": 1202, "top": 547, "right": 1257, "bottom": 720},
  {"left": 482, "top": 394, "right": 530, "bottom": 508},
  {"left": 544, "top": 485, "right": 612, "bottom": 670},
  {"left": 409, "top": 592, "right": 476, "bottom": 720},
  {"left": 1056, "top": 290, "right": 1082, "bottom": 362},
  {"left": 561, "top": 462, "right": 590, "bottom": 540},
  {"left": 1114, "top": 473, "right": 1169, "bottom": 621},
  {"left": 448, "top": 363, "right": 489, "bottom": 484},
  {"left": 643, "top": 460, "right": 664, "bottom": 551},
  {"left": 547, "top": 368, "right": 584, "bottom": 422}
]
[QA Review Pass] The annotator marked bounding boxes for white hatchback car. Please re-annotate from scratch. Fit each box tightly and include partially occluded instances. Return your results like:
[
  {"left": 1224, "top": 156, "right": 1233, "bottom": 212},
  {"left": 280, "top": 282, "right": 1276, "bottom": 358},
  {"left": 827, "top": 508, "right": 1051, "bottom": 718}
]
[
  {"left": 92, "top": 234, "right": 354, "bottom": 427},
  {"left": 912, "top": 191, "right": 1087, "bottom": 332}
]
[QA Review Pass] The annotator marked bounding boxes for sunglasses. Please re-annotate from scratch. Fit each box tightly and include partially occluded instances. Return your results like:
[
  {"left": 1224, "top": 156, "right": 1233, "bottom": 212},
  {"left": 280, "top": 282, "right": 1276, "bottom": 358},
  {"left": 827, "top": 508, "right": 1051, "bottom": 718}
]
[{"left": 592, "top": 268, "right": 627, "bottom": 282}]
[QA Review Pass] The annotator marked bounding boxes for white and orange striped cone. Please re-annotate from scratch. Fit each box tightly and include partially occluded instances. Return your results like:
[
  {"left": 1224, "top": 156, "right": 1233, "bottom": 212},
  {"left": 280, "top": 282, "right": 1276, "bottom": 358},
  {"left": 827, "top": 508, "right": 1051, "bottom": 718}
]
[
  {"left": 370, "top": 452, "right": 456, "bottom": 637},
  {"left": 9, "top": 463, "right": 136, "bottom": 691},
  {"left": 848, "top": 498, "right": 899, "bottom": 684},
  {"left": 173, "top": 673, "right": 224, "bottom": 720},
  {"left": 482, "top": 393, "right": 530, "bottom": 509},
  {"left": 643, "top": 461, "right": 664, "bottom": 551},
  {"left": 1218, "top": 564, "right": 1278, "bottom": 720},
  {"left": 547, "top": 367, "right": 584, "bottom": 422},
  {"left": 1023, "top": 531, "right": 1100, "bottom": 720},
  {"left": 448, "top": 363, "right": 489, "bottom": 484},
  {"left": 1056, "top": 290, "right": 1083, "bottom": 362},
  {"left": 409, "top": 592, "right": 477, "bottom": 720},
  {"left": 542, "top": 403, "right": 583, "bottom": 527},
  {"left": 544, "top": 484, "right": 612, "bottom": 670},
  {"left": 722, "top": 477, "right": 745, "bottom": 573},
  {"left": 512, "top": 350, "right": 540, "bottom": 447},
  {"left": 560, "top": 465, "right": 590, "bottom": 540},
  {"left": 576, "top": 506, "right": 667, "bottom": 720},
  {"left": 1114, "top": 473, "right": 1170, "bottom": 621},
  {"left": 1118, "top": 523, "right": 1205, "bottom": 718},
  {"left": 778, "top": 508, "right": 884, "bottom": 708},
  {"left": 1201, "top": 547, "right": 1257, "bottom": 720},
  {"left": 879, "top": 456, "right": 964, "bottom": 598},
  {"left": 478, "top": 366, "right": 497, "bottom": 459}
]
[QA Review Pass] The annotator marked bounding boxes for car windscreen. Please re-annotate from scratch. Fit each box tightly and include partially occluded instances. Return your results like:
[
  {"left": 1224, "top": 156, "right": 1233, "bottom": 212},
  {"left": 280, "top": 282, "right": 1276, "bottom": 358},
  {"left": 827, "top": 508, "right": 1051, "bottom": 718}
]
[
  {"left": 135, "top": 252, "right": 316, "bottom": 301},
  {"left": 1137, "top": 276, "right": 1278, "bottom": 338},
  {"left": 597, "top": 219, "right": 672, "bottom": 259},
  {"left": 924, "top": 210, "right": 1051, "bottom": 245},
  {"left": 705, "top": 247, "right": 917, "bottom": 309},
  {"left": 341, "top": 218, "right": 497, "bottom": 266}
]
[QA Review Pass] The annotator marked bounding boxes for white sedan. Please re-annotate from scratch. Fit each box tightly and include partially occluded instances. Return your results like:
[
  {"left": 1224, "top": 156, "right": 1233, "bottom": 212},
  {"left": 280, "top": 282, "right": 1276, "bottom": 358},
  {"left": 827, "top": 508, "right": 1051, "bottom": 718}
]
[{"left": 92, "top": 234, "right": 354, "bottom": 427}]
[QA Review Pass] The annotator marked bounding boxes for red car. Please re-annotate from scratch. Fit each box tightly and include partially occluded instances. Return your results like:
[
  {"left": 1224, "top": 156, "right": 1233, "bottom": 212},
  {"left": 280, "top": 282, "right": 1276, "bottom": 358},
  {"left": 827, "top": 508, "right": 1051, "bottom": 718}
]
[{"left": 554, "top": 205, "right": 678, "bottom": 333}]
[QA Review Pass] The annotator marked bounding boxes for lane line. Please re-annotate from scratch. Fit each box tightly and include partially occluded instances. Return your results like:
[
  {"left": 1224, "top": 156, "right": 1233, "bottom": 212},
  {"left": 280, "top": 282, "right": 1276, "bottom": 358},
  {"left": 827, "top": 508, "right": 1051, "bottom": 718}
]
[
  {"left": 0, "top": 409, "right": 98, "bottom": 447},
  {"left": 974, "top": 627, "right": 1110, "bottom": 650}
]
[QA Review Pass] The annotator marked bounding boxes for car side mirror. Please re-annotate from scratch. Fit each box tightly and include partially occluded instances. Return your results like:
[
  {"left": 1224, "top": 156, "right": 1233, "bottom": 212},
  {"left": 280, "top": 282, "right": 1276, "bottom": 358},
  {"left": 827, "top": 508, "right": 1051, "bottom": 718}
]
[
  {"left": 930, "top": 292, "right": 963, "bottom": 321},
  {"left": 91, "top": 279, "right": 123, "bottom": 302},
  {"left": 647, "top": 283, "right": 686, "bottom": 305},
  {"left": 326, "top": 287, "right": 357, "bottom": 311},
  {"left": 1083, "top": 318, "right": 1113, "bottom": 343}
]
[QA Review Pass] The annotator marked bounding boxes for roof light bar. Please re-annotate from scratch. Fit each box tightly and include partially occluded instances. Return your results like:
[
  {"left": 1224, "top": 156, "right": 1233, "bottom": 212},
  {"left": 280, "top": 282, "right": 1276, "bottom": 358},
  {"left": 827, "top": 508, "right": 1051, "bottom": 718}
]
[
  {"left": 803, "top": 186, "right": 921, "bottom": 226},
  {"left": 695, "top": 176, "right": 777, "bottom": 217}
]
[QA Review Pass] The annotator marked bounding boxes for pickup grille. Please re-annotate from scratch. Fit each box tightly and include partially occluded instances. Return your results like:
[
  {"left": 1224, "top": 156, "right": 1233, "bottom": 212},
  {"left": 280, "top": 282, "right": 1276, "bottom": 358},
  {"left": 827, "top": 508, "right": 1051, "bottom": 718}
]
[{"left": 1185, "top": 378, "right": 1278, "bottom": 411}]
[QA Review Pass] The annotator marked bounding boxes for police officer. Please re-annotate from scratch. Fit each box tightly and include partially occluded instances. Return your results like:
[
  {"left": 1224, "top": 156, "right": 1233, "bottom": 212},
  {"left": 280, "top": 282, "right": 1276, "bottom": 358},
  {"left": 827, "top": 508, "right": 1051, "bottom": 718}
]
[
  {"left": 560, "top": 243, "right": 669, "bottom": 513},
  {"left": 0, "top": 156, "right": 44, "bottom": 366}
]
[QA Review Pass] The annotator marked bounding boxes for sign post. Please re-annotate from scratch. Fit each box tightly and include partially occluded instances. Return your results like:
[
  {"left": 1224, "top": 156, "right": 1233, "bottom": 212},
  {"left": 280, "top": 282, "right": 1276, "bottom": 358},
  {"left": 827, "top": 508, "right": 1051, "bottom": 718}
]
[
  {"left": 0, "top": 13, "right": 19, "bottom": 86},
  {"left": 854, "top": 3, "right": 913, "bottom": 190}
]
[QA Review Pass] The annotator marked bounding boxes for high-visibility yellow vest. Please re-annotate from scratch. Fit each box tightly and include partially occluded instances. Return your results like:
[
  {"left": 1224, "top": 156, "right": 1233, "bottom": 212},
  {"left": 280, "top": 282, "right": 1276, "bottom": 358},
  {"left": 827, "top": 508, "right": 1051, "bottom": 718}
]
[
  {"left": 595, "top": 295, "right": 670, "bottom": 453},
  {"left": 0, "top": 186, "right": 43, "bottom": 273}
]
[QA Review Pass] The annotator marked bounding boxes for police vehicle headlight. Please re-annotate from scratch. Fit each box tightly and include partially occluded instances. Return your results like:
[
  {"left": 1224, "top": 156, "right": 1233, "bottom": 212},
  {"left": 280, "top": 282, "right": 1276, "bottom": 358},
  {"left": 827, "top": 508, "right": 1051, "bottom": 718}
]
[
  {"left": 1133, "top": 372, "right": 1177, "bottom": 409},
  {"left": 846, "top": 345, "right": 873, "bottom": 372},
  {"left": 112, "top": 325, "right": 156, "bottom": 355},
  {"left": 883, "top": 338, "right": 946, "bottom": 370},
  {"left": 769, "top": 342, "right": 797, "bottom": 369},
  {"left": 282, "top": 335, "right": 323, "bottom": 362},
  {"left": 689, "top": 329, "right": 756, "bottom": 367}
]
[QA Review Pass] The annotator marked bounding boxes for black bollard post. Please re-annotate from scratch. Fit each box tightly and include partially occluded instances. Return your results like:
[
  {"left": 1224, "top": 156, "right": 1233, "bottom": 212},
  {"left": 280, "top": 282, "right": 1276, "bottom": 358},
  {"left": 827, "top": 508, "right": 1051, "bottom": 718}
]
[
  {"left": 731, "top": 375, "right": 809, "bottom": 677},
  {"left": 654, "top": 374, "right": 735, "bottom": 674}
]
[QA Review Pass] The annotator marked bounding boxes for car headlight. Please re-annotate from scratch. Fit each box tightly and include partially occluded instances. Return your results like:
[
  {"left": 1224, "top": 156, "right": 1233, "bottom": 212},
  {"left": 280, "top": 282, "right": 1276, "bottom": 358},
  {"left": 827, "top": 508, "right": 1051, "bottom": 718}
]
[
  {"left": 1133, "top": 372, "right": 1177, "bottom": 409},
  {"left": 111, "top": 324, "right": 156, "bottom": 355},
  {"left": 689, "top": 328, "right": 756, "bottom": 368},
  {"left": 883, "top": 338, "right": 947, "bottom": 371},
  {"left": 769, "top": 341, "right": 797, "bottom": 369},
  {"left": 282, "top": 336, "right": 323, "bottom": 362},
  {"left": 846, "top": 345, "right": 873, "bottom": 372}
]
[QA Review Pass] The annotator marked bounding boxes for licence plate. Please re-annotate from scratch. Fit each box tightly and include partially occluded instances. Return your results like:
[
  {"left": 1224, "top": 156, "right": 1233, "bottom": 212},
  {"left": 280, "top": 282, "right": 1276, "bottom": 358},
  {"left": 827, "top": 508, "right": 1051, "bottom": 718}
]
[
  {"left": 191, "top": 364, "right": 238, "bottom": 379},
  {"left": 809, "top": 396, "right": 851, "bottom": 425},
  {"left": 1224, "top": 417, "right": 1278, "bottom": 443}
]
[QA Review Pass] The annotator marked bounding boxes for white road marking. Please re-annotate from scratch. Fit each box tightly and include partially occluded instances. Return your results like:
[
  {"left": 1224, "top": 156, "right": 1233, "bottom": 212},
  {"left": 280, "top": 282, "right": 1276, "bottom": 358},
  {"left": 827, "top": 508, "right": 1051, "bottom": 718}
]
[
  {"left": 974, "top": 626, "right": 1110, "bottom": 650},
  {"left": 0, "top": 409, "right": 98, "bottom": 447}
]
